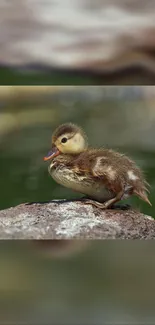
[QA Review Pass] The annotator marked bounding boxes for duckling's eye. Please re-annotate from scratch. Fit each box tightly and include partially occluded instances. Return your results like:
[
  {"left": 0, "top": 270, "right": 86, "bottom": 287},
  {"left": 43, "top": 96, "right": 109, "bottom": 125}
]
[{"left": 61, "top": 137, "right": 68, "bottom": 143}]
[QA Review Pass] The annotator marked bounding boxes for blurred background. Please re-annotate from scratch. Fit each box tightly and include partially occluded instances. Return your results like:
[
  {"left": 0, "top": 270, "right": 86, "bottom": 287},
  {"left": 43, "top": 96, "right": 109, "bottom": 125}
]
[
  {"left": 0, "top": 85, "right": 154, "bottom": 216},
  {"left": 1, "top": 86, "right": 155, "bottom": 324},
  {"left": 1, "top": 0, "right": 155, "bottom": 85},
  {"left": 1, "top": 240, "right": 155, "bottom": 324}
]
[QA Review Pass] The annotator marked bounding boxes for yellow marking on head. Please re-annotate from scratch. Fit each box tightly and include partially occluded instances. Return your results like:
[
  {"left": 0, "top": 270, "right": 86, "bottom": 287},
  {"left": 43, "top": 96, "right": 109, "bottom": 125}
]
[{"left": 55, "top": 131, "right": 88, "bottom": 154}]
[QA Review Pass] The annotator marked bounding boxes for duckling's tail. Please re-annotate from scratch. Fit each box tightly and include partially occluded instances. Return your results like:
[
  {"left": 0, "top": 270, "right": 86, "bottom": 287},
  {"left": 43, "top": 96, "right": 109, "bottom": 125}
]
[{"left": 133, "top": 189, "right": 152, "bottom": 206}]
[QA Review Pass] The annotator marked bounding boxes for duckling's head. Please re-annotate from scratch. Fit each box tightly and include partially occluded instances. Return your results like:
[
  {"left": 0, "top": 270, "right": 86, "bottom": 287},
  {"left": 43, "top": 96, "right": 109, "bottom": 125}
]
[{"left": 44, "top": 123, "right": 88, "bottom": 161}]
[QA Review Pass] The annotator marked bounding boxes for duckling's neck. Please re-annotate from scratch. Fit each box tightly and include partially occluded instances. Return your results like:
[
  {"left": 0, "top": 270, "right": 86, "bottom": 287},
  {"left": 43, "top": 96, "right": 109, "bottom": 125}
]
[{"left": 49, "top": 152, "right": 82, "bottom": 169}]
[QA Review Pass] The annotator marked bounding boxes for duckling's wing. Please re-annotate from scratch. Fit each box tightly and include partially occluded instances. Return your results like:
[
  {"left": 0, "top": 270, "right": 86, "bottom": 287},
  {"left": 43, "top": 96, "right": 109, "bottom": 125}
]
[
  {"left": 91, "top": 155, "right": 115, "bottom": 179},
  {"left": 91, "top": 156, "right": 121, "bottom": 193},
  {"left": 91, "top": 154, "right": 152, "bottom": 206}
]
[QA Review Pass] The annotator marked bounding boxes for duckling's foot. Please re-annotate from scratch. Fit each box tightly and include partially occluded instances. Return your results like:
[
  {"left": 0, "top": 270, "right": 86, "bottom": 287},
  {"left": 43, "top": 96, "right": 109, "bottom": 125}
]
[
  {"left": 82, "top": 200, "right": 131, "bottom": 210},
  {"left": 80, "top": 191, "right": 129, "bottom": 210},
  {"left": 80, "top": 199, "right": 107, "bottom": 209}
]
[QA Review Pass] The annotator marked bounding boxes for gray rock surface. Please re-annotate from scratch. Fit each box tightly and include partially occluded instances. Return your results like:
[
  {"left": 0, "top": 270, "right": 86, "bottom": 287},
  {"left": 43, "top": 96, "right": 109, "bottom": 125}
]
[{"left": 0, "top": 200, "right": 154, "bottom": 239}]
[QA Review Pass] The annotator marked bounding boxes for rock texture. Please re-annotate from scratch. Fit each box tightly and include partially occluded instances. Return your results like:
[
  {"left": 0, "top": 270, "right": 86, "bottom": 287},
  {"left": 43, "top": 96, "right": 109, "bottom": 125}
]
[{"left": 0, "top": 200, "right": 154, "bottom": 239}]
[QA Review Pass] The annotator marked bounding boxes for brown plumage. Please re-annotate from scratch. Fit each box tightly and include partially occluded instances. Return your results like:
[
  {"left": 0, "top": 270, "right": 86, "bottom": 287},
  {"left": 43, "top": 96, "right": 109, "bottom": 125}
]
[{"left": 44, "top": 123, "right": 151, "bottom": 209}]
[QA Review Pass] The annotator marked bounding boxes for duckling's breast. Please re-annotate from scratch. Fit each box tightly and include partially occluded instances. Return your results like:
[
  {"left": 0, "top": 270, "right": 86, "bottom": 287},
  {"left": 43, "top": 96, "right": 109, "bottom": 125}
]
[{"left": 49, "top": 164, "right": 114, "bottom": 202}]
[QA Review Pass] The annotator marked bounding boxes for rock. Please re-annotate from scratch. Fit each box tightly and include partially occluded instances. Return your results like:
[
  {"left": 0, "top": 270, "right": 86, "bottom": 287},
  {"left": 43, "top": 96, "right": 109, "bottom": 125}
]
[{"left": 0, "top": 200, "right": 154, "bottom": 239}]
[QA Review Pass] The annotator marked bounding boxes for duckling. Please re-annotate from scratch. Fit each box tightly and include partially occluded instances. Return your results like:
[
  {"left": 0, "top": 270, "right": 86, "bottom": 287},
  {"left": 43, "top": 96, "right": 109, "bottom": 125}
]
[{"left": 44, "top": 123, "right": 151, "bottom": 209}]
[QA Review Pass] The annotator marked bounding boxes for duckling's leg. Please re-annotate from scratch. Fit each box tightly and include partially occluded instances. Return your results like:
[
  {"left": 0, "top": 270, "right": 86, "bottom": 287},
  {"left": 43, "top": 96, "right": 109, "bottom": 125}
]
[
  {"left": 100, "top": 190, "right": 125, "bottom": 209},
  {"left": 82, "top": 190, "right": 124, "bottom": 209}
]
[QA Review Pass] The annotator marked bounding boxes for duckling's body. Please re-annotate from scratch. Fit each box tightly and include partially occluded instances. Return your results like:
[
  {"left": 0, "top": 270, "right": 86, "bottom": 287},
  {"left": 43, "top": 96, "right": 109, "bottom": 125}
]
[
  {"left": 44, "top": 123, "right": 151, "bottom": 209},
  {"left": 49, "top": 153, "right": 113, "bottom": 203}
]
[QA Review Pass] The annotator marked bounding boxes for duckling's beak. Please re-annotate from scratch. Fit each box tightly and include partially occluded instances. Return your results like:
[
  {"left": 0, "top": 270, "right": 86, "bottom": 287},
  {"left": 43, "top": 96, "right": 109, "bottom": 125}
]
[{"left": 43, "top": 147, "right": 60, "bottom": 161}]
